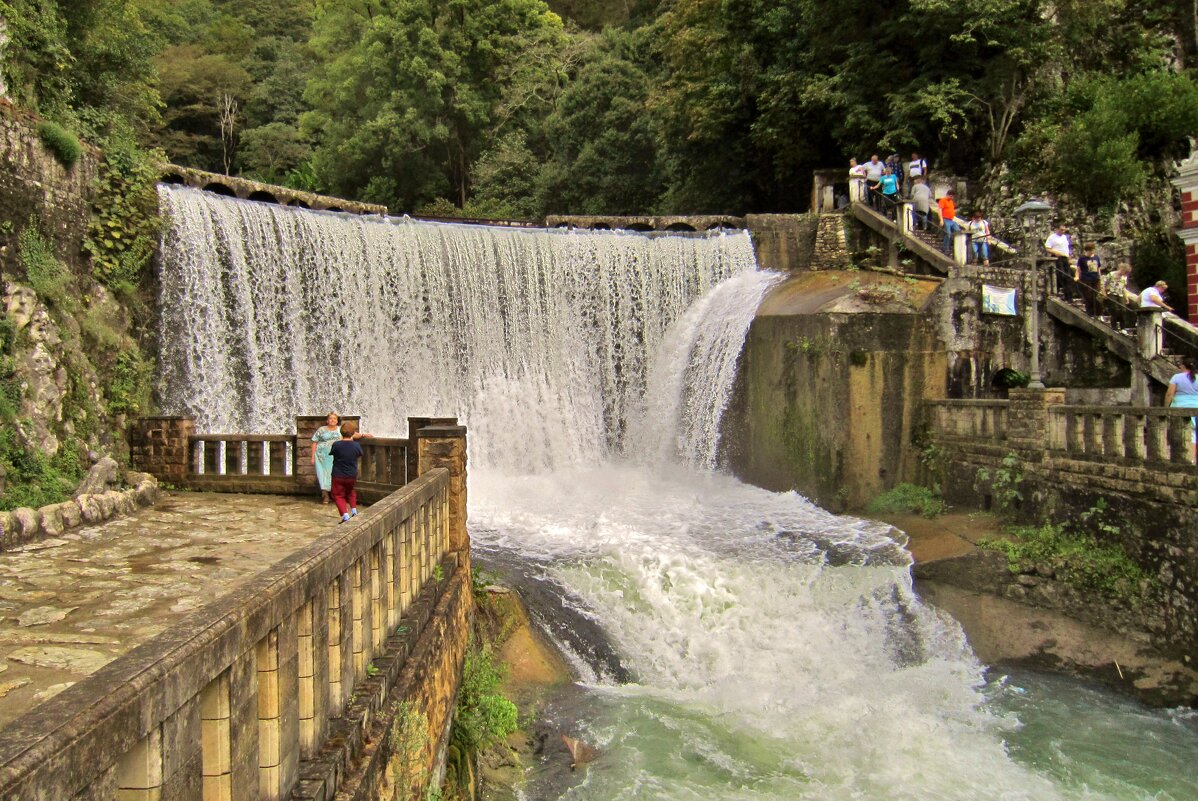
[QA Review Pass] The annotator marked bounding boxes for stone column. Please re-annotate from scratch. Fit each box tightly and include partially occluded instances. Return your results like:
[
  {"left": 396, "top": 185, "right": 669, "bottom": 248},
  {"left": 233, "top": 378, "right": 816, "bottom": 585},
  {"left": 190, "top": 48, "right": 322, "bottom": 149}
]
[
  {"left": 128, "top": 416, "right": 195, "bottom": 482},
  {"left": 1170, "top": 151, "right": 1198, "bottom": 319},
  {"left": 415, "top": 425, "right": 468, "bottom": 556},
  {"left": 1007, "top": 387, "right": 1065, "bottom": 457},
  {"left": 897, "top": 201, "right": 913, "bottom": 237},
  {"left": 1136, "top": 308, "right": 1163, "bottom": 360}
]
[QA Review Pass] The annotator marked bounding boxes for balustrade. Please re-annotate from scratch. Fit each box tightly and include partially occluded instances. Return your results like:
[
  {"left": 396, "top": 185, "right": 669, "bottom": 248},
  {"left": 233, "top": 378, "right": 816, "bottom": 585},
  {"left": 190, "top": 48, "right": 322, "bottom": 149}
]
[
  {"left": 190, "top": 434, "right": 295, "bottom": 477},
  {"left": 1049, "top": 406, "right": 1197, "bottom": 465},
  {"left": 924, "top": 399, "right": 1010, "bottom": 440}
]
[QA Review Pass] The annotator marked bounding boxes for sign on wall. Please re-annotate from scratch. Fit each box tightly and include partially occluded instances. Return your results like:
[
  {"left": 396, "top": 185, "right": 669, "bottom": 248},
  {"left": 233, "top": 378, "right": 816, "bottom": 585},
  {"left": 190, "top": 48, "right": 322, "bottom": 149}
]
[{"left": 982, "top": 285, "right": 1018, "bottom": 316}]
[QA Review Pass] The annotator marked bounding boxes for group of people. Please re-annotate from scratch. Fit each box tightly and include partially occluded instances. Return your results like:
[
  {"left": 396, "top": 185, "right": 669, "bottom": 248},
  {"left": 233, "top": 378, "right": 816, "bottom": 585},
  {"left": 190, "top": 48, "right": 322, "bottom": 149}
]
[
  {"left": 850, "top": 153, "right": 995, "bottom": 263},
  {"left": 1041, "top": 223, "right": 1173, "bottom": 319},
  {"left": 311, "top": 412, "right": 374, "bottom": 523}
]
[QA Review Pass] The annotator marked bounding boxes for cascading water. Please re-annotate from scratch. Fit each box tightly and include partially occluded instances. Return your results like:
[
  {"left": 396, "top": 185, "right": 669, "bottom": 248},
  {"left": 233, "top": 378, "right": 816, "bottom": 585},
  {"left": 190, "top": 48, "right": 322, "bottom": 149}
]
[{"left": 158, "top": 186, "right": 1197, "bottom": 801}]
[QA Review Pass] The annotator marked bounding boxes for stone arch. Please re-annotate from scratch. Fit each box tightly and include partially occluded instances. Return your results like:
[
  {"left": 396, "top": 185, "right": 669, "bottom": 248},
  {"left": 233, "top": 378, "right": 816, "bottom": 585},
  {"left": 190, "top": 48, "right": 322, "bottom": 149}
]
[
  {"left": 202, "top": 182, "right": 237, "bottom": 197},
  {"left": 626, "top": 223, "right": 654, "bottom": 232},
  {"left": 247, "top": 190, "right": 279, "bottom": 204},
  {"left": 664, "top": 222, "right": 696, "bottom": 232},
  {"left": 324, "top": 206, "right": 344, "bottom": 213},
  {"left": 160, "top": 172, "right": 186, "bottom": 186},
  {"left": 288, "top": 199, "right": 311, "bottom": 209},
  {"left": 589, "top": 222, "right": 611, "bottom": 230}
]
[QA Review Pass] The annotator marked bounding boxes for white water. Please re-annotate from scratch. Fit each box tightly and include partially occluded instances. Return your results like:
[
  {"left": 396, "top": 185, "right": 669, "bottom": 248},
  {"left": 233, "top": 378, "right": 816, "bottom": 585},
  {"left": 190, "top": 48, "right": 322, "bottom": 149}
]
[{"left": 158, "top": 188, "right": 1198, "bottom": 801}]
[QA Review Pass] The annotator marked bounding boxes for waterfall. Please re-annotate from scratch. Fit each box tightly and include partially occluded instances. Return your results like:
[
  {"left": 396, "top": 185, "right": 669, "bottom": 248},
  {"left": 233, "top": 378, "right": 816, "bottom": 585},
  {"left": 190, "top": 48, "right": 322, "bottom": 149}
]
[{"left": 157, "top": 185, "right": 762, "bottom": 471}]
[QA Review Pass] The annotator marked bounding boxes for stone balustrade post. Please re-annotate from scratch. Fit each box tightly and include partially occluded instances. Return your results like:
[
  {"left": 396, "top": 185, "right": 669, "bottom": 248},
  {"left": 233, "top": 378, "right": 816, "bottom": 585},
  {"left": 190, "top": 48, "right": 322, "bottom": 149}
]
[
  {"left": 415, "top": 425, "right": 468, "bottom": 558},
  {"left": 897, "top": 201, "right": 913, "bottom": 237},
  {"left": 849, "top": 178, "right": 865, "bottom": 204},
  {"left": 1006, "top": 388, "right": 1065, "bottom": 457},
  {"left": 1136, "top": 308, "right": 1163, "bottom": 360},
  {"left": 952, "top": 230, "right": 968, "bottom": 267},
  {"left": 129, "top": 416, "right": 195, "bottom": 481}
]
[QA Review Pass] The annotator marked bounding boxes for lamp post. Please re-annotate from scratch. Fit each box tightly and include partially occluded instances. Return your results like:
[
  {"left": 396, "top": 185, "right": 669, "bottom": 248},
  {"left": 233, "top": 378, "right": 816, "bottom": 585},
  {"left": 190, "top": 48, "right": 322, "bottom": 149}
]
[{"left": 1014, "top": 198, "right": 1053, "bottom": 390}]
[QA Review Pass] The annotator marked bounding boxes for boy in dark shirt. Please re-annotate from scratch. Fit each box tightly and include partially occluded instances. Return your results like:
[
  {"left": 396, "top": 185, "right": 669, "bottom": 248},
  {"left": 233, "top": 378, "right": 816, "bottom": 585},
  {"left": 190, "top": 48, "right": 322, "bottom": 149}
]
[{"left": 329, "top": 420, "right": 368, "bottom": 522}]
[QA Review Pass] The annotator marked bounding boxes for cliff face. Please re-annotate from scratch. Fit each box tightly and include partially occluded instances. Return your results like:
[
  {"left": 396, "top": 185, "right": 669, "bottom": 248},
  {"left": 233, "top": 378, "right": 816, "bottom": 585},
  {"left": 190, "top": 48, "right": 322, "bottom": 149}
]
[{"left": 0, "top": 103, "right": 150, "bottom": 508}]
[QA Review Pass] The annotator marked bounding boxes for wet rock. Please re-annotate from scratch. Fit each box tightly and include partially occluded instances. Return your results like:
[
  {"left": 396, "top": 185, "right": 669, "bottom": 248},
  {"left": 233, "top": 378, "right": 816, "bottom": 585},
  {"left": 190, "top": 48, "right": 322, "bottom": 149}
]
[
  {"left": 11, "top": 508, "right": 40, "bottom": 540},
  {"left": 78, "top": 495, "right": 103, "bottom": 524},
  {"left": 126, "top": 471, "right": 152, "bottom": 487},
  {"left": 95, "top": 492, "right": 116, "bottom": 519},
  {"left": 118, "top": 489, "right": 138, "bottom": 514},
  {"left": 134, "top": 480, "right": 158, "bottom": 507},
  {"left": 38, "top": 504, "right": 64, "bottom": 538},
  {"left": 21, "top": 537, "right": 67, "bottom": 552},
  {"left": 0, "top": 512, "right": 15, "bottom": 549},
  {"left": 74, "top": 457, "right": 121, "bottom": 498},
  {"left": 16, "top": 606, "right": 76, "bottom": 627},
  {"left": 0, "top": 678, "right": 31, "bottom": 698},
  {"left": 6, "top": 645, "right": 113, "bottom": 674},
  {"left": 58, "top": 500, "right": 82, "bottom": 529}
]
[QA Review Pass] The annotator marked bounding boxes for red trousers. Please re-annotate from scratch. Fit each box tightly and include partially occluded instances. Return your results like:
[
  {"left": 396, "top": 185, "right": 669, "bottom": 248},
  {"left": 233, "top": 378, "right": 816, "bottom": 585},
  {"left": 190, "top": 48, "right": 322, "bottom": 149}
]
[{"left": 331, "top": 476, "right": 357, "bottom": 516}]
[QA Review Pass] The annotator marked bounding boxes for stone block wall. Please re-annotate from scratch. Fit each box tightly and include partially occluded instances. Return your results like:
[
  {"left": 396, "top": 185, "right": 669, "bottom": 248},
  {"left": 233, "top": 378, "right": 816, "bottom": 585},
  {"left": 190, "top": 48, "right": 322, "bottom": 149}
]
[
  {"left": 744, "top": 213, "right": 819, "bottom": 272},
  {"left": 128, "top": 416, "right": 195, "bottom": 482}
]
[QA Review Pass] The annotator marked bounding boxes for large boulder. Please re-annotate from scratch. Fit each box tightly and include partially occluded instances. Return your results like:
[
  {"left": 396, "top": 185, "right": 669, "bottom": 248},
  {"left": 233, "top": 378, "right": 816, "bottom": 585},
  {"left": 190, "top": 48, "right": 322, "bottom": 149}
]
[
  {"left": 74, "top": 457, "right": 121, "bottom": 498},
  {"left": 38, "top": 504, "right": 64, "bottom": 538},
  {"left": 58, "top": 500, "right": 82, "bottom": 529},
  {"left": 78, "top": 494, "right": 104, "bottom": 524},
  {"left": 11, "top": 507, "right": 41, "bottom": 541}
]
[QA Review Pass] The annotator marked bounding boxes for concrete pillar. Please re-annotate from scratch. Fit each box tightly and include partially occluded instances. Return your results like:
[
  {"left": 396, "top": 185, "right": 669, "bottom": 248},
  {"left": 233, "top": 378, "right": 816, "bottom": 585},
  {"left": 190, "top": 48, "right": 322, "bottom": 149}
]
[
  {"left": 1137, "top": 308, "right": 1163, "bottom": 360},
  {"left": 1170, "top": 151, "right": 1198, "bottom": 319},
  {"left": 849, "top": 178, "right": 865, "bottom": 204},
  {"left": 415, "top": 425, "right": 468, "bottom": 556},
  {"left": 952, "top": 231, "right": 968, "bottom": 267},
  {"left": 1007, "top": 387, "right": 1065, "bottom": 456}
]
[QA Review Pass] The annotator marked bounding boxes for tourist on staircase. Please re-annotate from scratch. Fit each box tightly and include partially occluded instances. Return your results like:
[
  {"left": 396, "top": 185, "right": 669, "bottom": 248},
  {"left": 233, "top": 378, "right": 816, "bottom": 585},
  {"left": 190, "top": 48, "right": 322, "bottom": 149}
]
[
  {"left": 864, "top": 155, "right": 885, "bottom": 209},
  {"left": 885, "top": 153, "right": 903, "bottom": 194},
  {"left": 1043, "top": 224, "right": 1075, "bottom": 302},
  {"left": 1101, "top": 262, "right": 1135, "bottom": 330},
  {"left": 878, "top": 168, "right": 900, "bottom": 218},
  {"left": 1076, "top": 242, "right": 1103, "bottom": 315},
  {"left": 967, "top": 209, "right": 992, "bottom": 265},
  {"left": 1140, "top": 280, "right": 1174, "bottom": 312},
  {"left": 1164, "top": 357, "right": 1198, "bottom": 463},
  {"left": 937, "top": 190, "right": 959, "bottom": 254},
  {"left": 906, "top": 152, "right": 928, "bottom": 195},
  {"left": 910, "top": 177, "right": 932, "bottom": 231}
]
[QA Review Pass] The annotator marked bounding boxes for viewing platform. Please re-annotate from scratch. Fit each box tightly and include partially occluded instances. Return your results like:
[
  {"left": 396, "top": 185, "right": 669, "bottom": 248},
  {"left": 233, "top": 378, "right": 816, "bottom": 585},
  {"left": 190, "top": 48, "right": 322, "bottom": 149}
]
[{"left": 0, "top": 417, "right": 471, "bottom": 801}]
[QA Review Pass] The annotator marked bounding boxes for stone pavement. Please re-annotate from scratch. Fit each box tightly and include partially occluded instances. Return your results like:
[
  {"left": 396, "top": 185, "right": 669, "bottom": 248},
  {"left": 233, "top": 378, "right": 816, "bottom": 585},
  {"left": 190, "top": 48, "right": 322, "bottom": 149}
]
[{"left": 0, "top": 491, "right": 336, "bottom": 731}]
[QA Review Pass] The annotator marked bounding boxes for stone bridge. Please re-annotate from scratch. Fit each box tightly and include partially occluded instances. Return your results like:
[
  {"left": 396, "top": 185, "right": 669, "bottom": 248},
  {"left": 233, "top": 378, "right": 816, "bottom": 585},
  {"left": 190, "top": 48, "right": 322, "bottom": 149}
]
[
  {"left": 162, "top": 164, "right": 388, "bottom": 215},
  {"left": 0, "top": 418, "right": 470, "bottom": 801}
]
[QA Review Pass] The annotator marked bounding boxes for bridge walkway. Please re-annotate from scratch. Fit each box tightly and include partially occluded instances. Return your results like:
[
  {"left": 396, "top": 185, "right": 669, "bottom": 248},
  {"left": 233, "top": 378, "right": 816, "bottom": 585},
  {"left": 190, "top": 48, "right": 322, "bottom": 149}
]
[{"left": 0, "top": 492, "right": 334, "bottom": 731}]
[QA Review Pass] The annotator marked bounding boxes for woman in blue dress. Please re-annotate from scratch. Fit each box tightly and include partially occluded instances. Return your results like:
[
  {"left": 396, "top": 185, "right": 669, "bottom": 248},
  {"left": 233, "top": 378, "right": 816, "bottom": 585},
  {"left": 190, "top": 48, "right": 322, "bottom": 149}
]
[
  {"left": 1165, "top": 358, "right": 1198, "bottom": 463},
  {"left": 312, "top": 412, "right": 343, "bottom": 504}
]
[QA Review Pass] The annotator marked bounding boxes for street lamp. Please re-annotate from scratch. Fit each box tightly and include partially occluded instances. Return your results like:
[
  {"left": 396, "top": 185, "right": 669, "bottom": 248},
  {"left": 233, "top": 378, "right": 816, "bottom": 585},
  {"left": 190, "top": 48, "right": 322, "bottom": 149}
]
[{"left": 1014, "top": 198, "right": 1053, "bottom": 390}]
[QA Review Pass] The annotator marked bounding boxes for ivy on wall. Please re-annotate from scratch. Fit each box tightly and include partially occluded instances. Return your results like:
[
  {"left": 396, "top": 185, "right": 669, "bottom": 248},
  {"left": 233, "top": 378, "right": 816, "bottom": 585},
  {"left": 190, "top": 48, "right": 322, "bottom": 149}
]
[{"left": 84, "top": 136, "right": 163, "bottom": 289}]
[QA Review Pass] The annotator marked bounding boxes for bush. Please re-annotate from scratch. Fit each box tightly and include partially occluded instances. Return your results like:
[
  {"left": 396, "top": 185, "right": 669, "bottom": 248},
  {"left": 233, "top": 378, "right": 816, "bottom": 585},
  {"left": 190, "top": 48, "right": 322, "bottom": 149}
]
[
  {"left": 980, "top": 519, "right": 1152, "bottom": 604},
  {"left": 865, "top": 483, "right": 947, "bottom": 518},
  {"left": 451, "top": 641, "right": 518, "bottom": 752},
  {"left": 0, "top": 428, "right": 85, "bottom": 511},
  {"left": 17, "top": 218, "right": 71, "bottom": 304},
  {"left": 37, "top": 120, "right": 82, "bottom": 167}
]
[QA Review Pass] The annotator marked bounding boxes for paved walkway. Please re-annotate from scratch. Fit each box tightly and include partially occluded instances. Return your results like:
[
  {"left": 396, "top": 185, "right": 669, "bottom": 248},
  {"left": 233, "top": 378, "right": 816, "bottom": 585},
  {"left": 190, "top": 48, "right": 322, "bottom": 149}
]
[{"left": 0, "top": 492, "right": 334, "bottom": 731}]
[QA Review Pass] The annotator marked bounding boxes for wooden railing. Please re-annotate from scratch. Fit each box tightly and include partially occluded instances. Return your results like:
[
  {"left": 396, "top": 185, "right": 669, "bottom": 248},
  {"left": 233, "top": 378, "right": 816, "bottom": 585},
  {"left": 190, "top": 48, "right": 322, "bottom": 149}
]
[
  {"left": 924, "top": 399, "right": 1010, "bottom": 441},
  {"left": 1049, "top": 406, "right": 1197, "bottom": 465},
  {"left": 0, "top": 469, "right": 458, "bottom": 801}
]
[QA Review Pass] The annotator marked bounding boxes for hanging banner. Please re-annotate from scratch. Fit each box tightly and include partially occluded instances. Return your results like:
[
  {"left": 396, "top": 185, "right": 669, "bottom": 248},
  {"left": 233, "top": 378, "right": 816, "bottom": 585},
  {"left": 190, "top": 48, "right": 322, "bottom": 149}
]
[{"left": 982, "top": 284, "right": 1018, "bottom": 316}]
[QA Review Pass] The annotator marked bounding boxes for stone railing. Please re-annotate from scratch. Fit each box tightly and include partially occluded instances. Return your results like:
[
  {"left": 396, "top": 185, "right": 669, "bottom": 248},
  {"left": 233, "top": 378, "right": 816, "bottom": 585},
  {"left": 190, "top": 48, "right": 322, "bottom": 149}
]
[
  {"left": 923, "top": 399, "right": 1010, "bottom": 441},
  {"left": 0, "top": 437, "right": 471, "bottom": 801},
  {"left": 130, "top": 416, "right": 462, "bottom": 500},
  {"left": 925, "top": 396, "right": 1197, "bottom": 467},
  {"left": 1048, "top": 406, "right": 1197, "bottom": 465}
]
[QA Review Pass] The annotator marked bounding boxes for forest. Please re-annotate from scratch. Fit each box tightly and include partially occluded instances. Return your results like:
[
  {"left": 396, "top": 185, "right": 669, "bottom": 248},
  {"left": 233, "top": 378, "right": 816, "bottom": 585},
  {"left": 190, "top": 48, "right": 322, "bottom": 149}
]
[{"left": 2, "top": 0, "right": 1197, "bottom": 223}]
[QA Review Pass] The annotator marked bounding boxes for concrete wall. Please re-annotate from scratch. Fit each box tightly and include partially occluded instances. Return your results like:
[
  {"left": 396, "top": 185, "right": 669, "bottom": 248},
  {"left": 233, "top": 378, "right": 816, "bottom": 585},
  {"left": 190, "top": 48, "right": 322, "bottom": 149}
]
[{"left": 723, "top": 272, "right": 947, "bottom": 509}]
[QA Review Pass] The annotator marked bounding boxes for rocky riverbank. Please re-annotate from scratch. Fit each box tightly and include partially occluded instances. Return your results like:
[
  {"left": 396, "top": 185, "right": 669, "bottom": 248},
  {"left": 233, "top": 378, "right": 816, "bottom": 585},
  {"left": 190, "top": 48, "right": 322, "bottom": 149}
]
[{"left": 873, "top": 510, "right": 1198, "bottom": 707}]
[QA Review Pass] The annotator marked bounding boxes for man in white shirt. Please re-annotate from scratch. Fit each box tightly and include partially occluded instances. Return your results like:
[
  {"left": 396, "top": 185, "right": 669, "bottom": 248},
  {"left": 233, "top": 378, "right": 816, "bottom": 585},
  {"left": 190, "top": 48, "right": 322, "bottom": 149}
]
[
  {"left": 906, "top": 151, "right": 927, "bottom": 196},
  {"left": 864, "top": 154, "right": 884, "bottom": 209},
  {"left": 1044, "top": 224, "right": 1075, "bottom": 301},
  {"left": 1140, "top": 281, "right": 1174, "bottom": 311}
]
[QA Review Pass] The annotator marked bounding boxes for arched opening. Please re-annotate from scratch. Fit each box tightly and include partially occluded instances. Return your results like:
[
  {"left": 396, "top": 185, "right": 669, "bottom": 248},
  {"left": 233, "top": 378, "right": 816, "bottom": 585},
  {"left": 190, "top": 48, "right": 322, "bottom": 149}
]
[
  {"left": 288, "top": 199, "right": 311, "bottom": 209},
  {"left": 990, "top": 367, "right": 1030, "bottom": 399},
  {"left": 202, "top": 182, "right": 237, "bottom": 197},
  {"left": 160, "top": 172, "right": 186, "bottom": 186},
  {"left": 665, "top": 222, "right": 696, "bottom": 232},
  {"left": 247, "top": 190, "right": 279, "bottom": 204},
  {"left": 324, "top": 206, "right": 344, "bottom": 213},
  {"left": 626, "top": 223, "right": 654, "bottom": 232},
  {"left": 589, "top": 223, "right": 611, "bottom": 230}
]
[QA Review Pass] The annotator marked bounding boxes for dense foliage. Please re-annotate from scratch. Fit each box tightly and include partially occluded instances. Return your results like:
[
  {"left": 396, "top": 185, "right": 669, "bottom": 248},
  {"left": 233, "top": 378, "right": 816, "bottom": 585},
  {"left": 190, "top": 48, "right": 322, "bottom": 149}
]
[{"left": 2, "top": 0, "right": 1196, "bottom": 217}]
